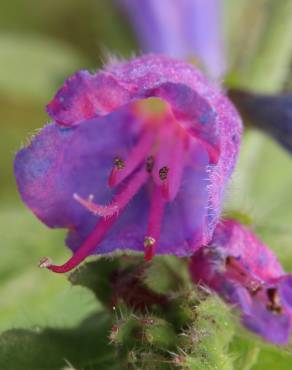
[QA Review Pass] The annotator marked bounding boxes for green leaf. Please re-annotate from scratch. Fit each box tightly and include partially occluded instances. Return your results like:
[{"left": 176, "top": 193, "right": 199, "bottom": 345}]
[
  {"left": 0, "top": 312, "right": 116, "bottom": 370},
  {"left": 252, "top": 347, "right": 292, "bottom": 370},
  {"left": 230, "top": 336, "right": 260, "bottom": 370},
  {"left": 0, "top": 206, "right": 99, "bottom": 332},
  {"left": 144, "top": 255, "right": 190, "bottom": 295},
  {"left": 69, "top": 259, "right": 119, "bottom": 306}
]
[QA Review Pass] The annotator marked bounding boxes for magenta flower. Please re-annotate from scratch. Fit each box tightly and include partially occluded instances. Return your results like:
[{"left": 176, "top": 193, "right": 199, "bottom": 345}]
[
  {"left": 119, "top": 0, "right": 226, "bottom": 80},
  {"left": 14, "top": 55, "right": 241, "bottom": 273},
  {"left": 190, "top": 219, "right": 292, "bottom": 345}
]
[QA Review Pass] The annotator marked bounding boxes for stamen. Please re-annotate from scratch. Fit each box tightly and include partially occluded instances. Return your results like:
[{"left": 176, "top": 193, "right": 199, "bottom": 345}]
[
  {"left": 158, "top": 166, "right": 170, "bottom": 199},
  {"left": 159, "top": 166, "right": 169, "bottom": 181},
  {"left": 114, "top": 157, "right": 125, "bottom": 170},
  {"left": 225, "top": 256, "right": 247, "bottom": 277},
  {"left": 144, "top": 236, "right": 156, "bottom": 248},
  {"left": 146, "top": 156, "right": 154, "bottom": 173},
  {"left": 144, "top": 186, "right": 166, "bottom": 261},
  {"left": 266, "top": 287, "right": 282, "bottom": 314},
  {"left": 225, "top": 256, "right": 262, "bottom": 294},
  {"left": 46, "top": 217, "right": 116, "bottom": 273},
  {"left": 38, "top": 257, "right": 52, "bottom": 268},
  {"left": 46, "top": 167, "right": 149, "bottom": 273},
  {"left": 154, "top": 125, "right": 186, "bottom": 201},
  {"left": 108, "top": 157, "right": 125, "bottom": 188},
  {"left": 165, "top": 131, "right": 185, "bottom": 201},
  {"left": 109, "top": 130, "right": 155, "bottom": 187}
]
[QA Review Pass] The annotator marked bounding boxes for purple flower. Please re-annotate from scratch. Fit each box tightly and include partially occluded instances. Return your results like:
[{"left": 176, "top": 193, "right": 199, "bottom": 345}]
[
  {"left": 119, "top": 0, "right": 226, "bottom": 80},
  {"left": 190, "top": 219, "right": 292, "bottom": 345},
  {"left": 14, "top": 55, "right": 241, "bottom": 273},
  {"left": 230, "top": 89, "right": 292, "bottom": 153}
]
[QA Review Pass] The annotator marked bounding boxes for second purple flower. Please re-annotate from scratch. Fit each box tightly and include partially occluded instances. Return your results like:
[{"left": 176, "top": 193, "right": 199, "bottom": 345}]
[
  {"left": 190, "top": 219, "right": 292, "bottom": 345},
  {"left": 119, "top": 0, "right": 226, "bottom": 80}
]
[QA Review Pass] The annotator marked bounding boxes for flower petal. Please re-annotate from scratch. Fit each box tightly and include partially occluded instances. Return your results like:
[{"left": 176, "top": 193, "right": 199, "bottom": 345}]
[
  {"left": 15, "top": 105, "right": 143, "bottom": 229},
  {"left": 278, "top": 276, "right": 292, "bottom": 309},
  {"left": 46, "top": 56, "right": 242, "bottom": 240},
  {"left": 243, "top": 301, "right": 290, "bottom": 345},
  {"left": 46, "top": 71, "right": 132, "bottom": 126},
  {"left": 15, "top": 55, "right": 241, "bottom": 261},
  {"left": 15, "top": 101, "right": 210, "bottom": 257}
]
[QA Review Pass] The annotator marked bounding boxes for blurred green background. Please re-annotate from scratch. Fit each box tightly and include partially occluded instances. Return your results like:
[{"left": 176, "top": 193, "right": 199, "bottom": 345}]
[
  {"left": 1, "top": 0, "right": 292, "bottom": 369},
  {"left": 0, "top": 0, "right": 140, "bottom": 335}
]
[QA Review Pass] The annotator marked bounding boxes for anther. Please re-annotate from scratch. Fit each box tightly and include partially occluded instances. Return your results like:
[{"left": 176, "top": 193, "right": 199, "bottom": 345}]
[
  {"left": 266, "top": 287, "right": 282, "bottom": 314},
  {"left": 144, "top": 236, "right": 156, "bottom": 248},
  {"left": 248, "top": 280, "right": 262, "bottom": 295},
  {"left": 146, "top": 156, "right": 154, "bottom": 173},
  {"left": 225, "top": 256, "right": 236, "bottom": 266},
  {"left": 114, "top": 157, "right": 125, "bottom": 170},
  {"left": 159, "top": 166, "right": 169, "bottom": 181},
  {"left": 225, "top": 256, "right": 247, "bottom": 277},
  {"left": 38, "top": 257, "right": 52, "bottom": 268}
]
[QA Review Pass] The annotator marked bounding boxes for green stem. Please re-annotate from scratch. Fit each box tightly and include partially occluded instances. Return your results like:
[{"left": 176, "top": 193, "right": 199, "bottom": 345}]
[{"left": 241, "top": 346, "right": 260, "bottom": 370}]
